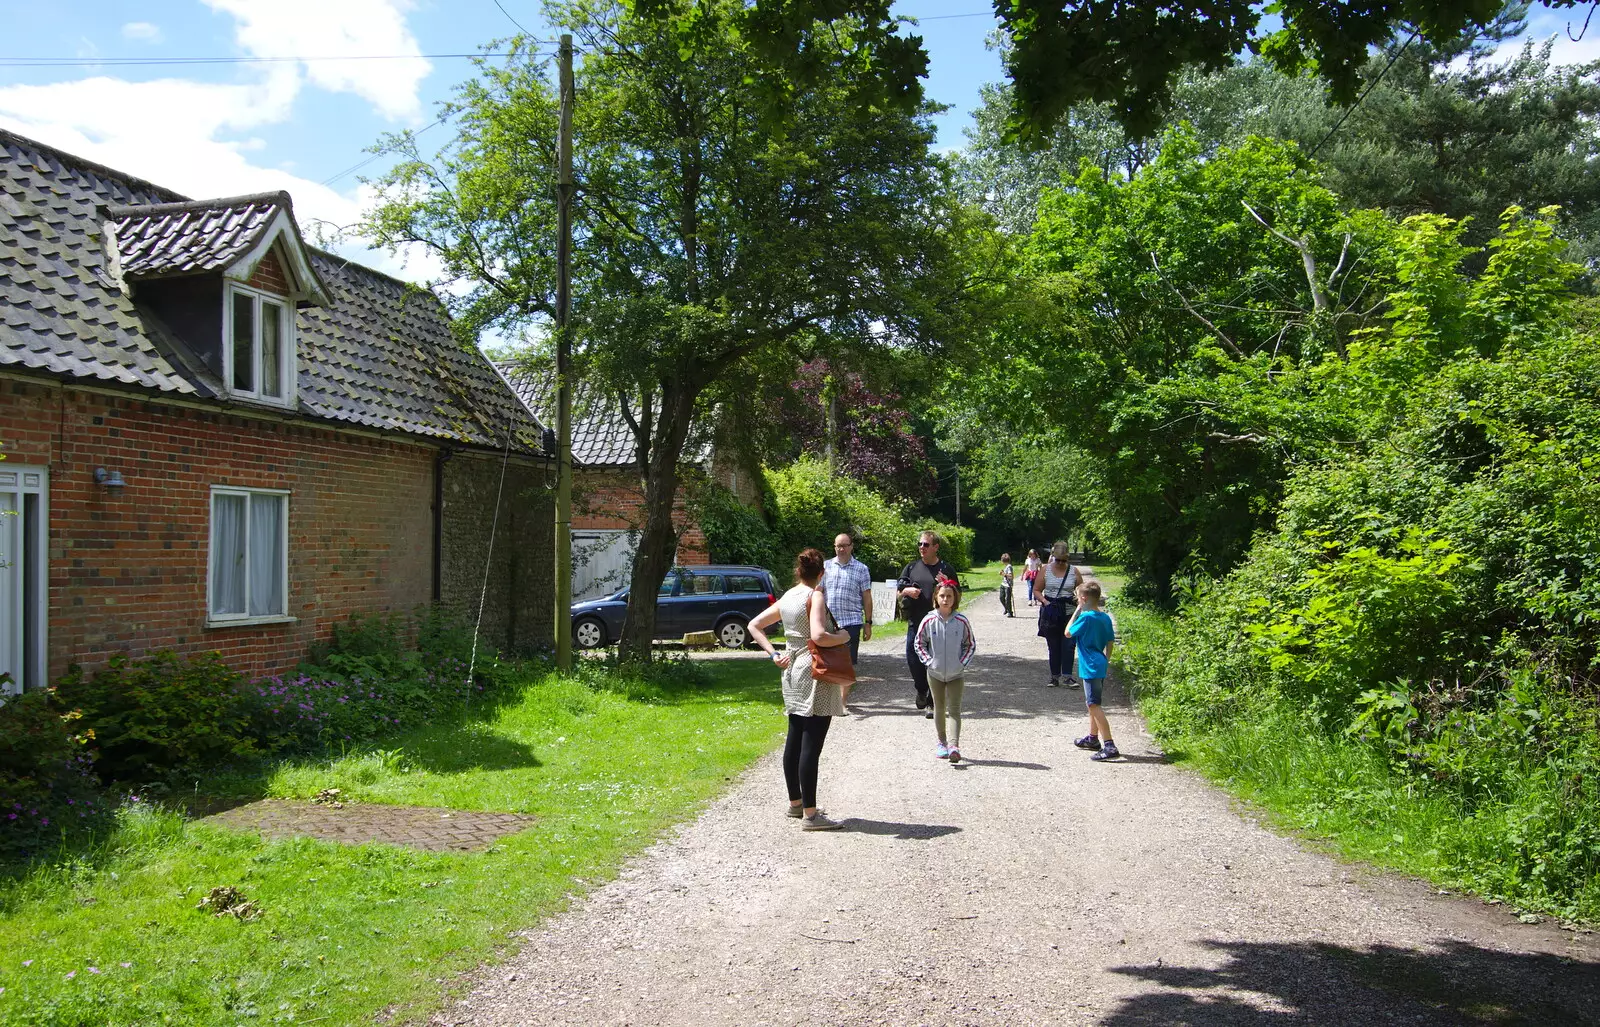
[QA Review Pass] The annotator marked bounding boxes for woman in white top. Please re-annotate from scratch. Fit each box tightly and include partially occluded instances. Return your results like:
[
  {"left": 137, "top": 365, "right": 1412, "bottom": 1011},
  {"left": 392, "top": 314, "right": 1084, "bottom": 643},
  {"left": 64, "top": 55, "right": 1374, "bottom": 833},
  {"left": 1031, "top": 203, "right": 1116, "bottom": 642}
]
[
  {"left": 748, "top": 547, "right": 852, "bottom": 831},
  {"left": 1033, "top": 541, "right": 1083, "bottom": 688}
]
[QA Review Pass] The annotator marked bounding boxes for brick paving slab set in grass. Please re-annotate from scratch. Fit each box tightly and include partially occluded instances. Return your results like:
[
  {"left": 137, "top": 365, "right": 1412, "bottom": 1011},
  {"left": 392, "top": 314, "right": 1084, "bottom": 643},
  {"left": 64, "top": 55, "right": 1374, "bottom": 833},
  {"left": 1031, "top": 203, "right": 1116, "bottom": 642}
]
[{"left": 202, "top": 800, "right": 536, "bottom": 852}]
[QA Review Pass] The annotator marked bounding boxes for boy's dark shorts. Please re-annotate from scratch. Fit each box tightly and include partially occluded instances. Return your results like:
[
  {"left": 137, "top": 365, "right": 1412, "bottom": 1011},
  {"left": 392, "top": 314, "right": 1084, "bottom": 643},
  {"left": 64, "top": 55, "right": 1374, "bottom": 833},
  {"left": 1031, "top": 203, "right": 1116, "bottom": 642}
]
[{"left": 1082, "top": 677, "right": 1105, "bottom": 706}]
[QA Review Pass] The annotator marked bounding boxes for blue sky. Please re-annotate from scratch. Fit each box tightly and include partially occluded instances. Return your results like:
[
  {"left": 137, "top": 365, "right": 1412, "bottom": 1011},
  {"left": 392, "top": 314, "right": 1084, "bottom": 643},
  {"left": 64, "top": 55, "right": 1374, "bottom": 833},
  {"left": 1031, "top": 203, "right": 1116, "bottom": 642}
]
[
  {"left": 0, "top": 0, "right": 1002, "bottom": 282},
  {"left": 1, "top": 2, "right": 1593, "bottom": 284}
]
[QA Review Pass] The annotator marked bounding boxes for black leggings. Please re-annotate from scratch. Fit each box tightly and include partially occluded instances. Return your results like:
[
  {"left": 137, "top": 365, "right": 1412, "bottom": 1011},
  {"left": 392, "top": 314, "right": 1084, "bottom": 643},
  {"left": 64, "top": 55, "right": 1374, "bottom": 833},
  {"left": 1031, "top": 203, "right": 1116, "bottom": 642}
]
[{"left": 783, "top": 713, "right": 833, "bottom": 809}]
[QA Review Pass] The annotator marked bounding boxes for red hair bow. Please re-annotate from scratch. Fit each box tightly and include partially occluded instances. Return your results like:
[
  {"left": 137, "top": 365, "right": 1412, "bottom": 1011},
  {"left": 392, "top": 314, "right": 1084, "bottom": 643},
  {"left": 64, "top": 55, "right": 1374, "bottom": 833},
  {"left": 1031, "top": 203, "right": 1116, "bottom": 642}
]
[{"left": 936, "top": 576, "right": 959, "bottom": 589}]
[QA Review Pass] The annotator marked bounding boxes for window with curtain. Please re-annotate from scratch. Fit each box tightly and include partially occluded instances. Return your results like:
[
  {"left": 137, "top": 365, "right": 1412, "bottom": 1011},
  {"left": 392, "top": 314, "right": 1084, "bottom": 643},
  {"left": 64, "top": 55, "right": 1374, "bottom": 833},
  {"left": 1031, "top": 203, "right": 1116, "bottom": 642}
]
[
  {"left": 209, "top": 487, "right": 288, "bottom": 620},
  {"left": 226, "top": 286, "right": 292, "bottom": 404}
]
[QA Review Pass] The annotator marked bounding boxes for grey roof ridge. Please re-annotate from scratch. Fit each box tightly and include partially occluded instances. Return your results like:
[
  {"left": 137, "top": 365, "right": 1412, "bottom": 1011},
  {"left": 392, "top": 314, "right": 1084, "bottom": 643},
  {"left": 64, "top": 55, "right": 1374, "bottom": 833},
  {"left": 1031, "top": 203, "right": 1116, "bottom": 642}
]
[
  {"left": 105, "top": 191, "right": 292, "bottom": 218},
  {"left": 0, "top": 126, "right": 188, "bottom": 204}
]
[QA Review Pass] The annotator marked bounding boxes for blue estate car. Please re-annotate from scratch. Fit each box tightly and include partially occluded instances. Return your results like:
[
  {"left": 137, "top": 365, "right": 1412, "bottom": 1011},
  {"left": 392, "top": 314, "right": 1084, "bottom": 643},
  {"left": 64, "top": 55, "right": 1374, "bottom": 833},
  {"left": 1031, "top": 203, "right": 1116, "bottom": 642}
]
[{"left": 570, "top": 564, "right": 779, "bottom": 650}]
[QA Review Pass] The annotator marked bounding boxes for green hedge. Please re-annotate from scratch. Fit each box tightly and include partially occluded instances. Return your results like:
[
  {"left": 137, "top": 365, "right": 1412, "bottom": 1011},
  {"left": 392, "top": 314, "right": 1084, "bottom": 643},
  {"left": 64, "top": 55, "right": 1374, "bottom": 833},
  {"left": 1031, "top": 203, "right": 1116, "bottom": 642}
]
[{"left": 699, "top": 457, "right": 972, "bottom": 580}]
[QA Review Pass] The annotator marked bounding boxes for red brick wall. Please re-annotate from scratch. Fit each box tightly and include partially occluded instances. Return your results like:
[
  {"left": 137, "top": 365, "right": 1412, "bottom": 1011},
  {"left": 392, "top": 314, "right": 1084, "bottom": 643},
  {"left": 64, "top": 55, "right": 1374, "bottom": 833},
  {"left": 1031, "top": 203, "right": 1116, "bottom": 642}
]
[
  {"left": 573, "top": 468, "right": 708, "bottom": 564},
  {"left": 245, "top": 244, "right": 291, "bottom": 296},
  {"left": 1, "top": 377, "right": 434, "bottom": 680}
]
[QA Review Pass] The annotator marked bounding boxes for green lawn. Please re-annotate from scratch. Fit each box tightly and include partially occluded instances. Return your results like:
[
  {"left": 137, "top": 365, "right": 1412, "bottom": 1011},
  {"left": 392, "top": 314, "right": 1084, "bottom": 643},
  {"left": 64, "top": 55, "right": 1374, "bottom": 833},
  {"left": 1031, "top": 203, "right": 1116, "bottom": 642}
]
[{"left": 0, "top": 661, "right": 784, "bottom": 1027}]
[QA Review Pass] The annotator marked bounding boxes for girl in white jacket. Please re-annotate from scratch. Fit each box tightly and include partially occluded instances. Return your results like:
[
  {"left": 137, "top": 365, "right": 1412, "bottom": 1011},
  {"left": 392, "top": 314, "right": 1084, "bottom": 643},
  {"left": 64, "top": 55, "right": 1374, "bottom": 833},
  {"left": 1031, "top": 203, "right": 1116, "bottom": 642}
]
[{"left": 914, "top": 578, "right": 977, "bottom": 764}]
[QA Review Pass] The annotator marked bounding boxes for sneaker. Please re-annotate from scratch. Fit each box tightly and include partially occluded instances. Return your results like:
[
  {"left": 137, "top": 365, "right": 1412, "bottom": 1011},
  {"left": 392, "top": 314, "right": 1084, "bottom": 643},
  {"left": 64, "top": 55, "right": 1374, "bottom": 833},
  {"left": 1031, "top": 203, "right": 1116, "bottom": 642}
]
[
  {"left": 947, "top": 747, "right": 961, "bottom": 765},
  {"left": 1067, "top": 678, "right": 1082, "bottom": 690},
  {"left": 1073, "top": 734, "right": 1101, "bottom": 750},
  {"left": 786, "top": 803, "right": 804, "bottom": 818},
  {"left": 925, "top": 709, "right": 935, "bottom": 719},
  {"left": 1091, "top": 741, "right": 1121, "bottom": 762},
  {"left": 915, "top": 693, "right": 931, "bottom": 710},
  {"left": 801, "top": 812, "right": 843, "bottom": 831},
  {"left": 1048, "top": 676, "right": 1060, "bottom": 687},
  {"left": 934, "top": 742, "right": 950, "bottom": 759}
]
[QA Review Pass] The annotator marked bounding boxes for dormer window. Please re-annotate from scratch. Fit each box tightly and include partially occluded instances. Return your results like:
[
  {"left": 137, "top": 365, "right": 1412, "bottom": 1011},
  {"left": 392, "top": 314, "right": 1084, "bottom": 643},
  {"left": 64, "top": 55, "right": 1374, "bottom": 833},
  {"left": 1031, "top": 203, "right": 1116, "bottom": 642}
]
[
  {"left": 106, "top": 191, "right": 329, "bottom": 404},
  {"left": 228, "top": 284, "right": 292, "bottom": 403}
]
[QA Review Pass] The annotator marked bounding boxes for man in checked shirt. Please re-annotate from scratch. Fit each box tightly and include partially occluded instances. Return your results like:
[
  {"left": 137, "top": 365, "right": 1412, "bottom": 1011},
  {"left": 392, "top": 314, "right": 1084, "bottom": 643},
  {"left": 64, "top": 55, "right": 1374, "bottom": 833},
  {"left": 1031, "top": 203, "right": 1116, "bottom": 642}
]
[{"left": 822, "top": 532, "right": 874, "bottom": 708}]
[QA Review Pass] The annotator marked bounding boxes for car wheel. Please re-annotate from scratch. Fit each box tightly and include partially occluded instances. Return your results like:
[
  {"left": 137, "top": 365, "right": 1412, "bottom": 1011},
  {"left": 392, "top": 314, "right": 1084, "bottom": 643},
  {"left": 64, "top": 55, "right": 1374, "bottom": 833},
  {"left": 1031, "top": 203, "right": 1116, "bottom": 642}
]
[
  {"left": 716, "top": 616, "right": 749, "bottom": 649},
  {"left": 574, "top": 616, "right": 607, "bottom": 650}
]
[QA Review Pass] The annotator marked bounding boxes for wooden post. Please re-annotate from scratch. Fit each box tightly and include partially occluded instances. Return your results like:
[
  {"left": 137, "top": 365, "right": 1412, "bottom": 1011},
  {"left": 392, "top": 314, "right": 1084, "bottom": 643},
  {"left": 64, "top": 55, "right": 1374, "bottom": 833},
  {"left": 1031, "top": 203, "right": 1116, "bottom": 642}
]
[{"left": 554, "top": 33, "right": 575, "bottom": 670}]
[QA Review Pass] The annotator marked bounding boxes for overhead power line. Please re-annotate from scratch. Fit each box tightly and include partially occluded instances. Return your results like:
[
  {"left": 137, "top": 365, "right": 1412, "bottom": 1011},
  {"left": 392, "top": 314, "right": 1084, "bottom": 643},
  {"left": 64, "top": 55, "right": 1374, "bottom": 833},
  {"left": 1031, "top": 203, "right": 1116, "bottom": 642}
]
[{"left": 0, "top": 49, "right": 558, "bottom": 69}]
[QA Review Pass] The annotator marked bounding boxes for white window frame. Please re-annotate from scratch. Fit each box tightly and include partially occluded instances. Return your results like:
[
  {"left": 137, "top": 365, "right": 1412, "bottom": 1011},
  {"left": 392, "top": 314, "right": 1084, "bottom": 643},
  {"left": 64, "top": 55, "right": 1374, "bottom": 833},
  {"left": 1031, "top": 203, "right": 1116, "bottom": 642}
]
[
  {"left": 224, "top": 283, "right": 295, "bottom": 406},
  {"left": 207, "top": 485, "right": 293, "bottom": 627},
  {"left": 0, "top": 466, "right": 48, "bottom": 694}
]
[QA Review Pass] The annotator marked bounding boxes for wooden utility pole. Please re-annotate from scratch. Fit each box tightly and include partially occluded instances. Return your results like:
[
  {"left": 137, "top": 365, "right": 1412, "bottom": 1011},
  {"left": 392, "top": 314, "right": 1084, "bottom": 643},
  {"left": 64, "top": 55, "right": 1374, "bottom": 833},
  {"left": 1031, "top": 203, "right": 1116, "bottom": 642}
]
[{"left": 554, "top": 33, "right": 574, "bottom": 670}]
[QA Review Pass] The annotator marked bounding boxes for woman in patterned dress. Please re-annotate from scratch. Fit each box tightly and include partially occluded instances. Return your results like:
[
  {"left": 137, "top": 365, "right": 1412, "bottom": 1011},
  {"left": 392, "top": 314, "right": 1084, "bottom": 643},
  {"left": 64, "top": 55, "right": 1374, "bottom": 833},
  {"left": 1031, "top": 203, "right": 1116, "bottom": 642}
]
[{"left": 748, "top": 547, "right": 851, "bottom": 831}]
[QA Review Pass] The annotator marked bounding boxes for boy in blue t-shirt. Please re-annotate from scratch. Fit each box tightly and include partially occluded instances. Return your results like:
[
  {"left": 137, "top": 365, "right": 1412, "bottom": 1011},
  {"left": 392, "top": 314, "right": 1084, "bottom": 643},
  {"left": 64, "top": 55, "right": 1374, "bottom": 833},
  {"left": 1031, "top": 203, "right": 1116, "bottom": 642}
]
[{"left": 1067, "top": 581, "right": 1120, "bottom": 761}]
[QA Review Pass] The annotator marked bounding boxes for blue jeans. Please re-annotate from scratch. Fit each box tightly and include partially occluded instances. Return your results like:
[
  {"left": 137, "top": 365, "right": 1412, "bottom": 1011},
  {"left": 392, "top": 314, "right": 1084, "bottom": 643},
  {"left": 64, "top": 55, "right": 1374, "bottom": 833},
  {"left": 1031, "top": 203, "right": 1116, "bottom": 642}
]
[{"left": 842, "top": 623, "right": 862, "bottom": 664}]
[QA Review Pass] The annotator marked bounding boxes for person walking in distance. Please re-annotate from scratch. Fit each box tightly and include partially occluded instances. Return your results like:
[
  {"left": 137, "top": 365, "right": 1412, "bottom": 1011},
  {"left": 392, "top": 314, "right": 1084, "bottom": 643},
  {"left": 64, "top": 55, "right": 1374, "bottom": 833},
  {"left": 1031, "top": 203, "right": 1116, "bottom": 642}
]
[
  {"left": 1023, "top": 549, "right": 1041, "bottom": 606},
  {"left": 747, "top": 548, "right": 853, "bottom": 830},
  {"left": 1033, "top": 541, "right": 1083, "bottom": 688},
  {"left": 822, "top": 532, "right": 873, "bottom": 708},
  {"left": 1069, "top": 580, "right": 1120, "bottom": 761},
  {"left": 915, "top": 578, "right": 976, "bottom": 764},
  {"left": 998, "top": 552, "right": 1016, "bottom": 617},
  {"left": 897, "top": 530, "right": 957, "bottom": 718}
]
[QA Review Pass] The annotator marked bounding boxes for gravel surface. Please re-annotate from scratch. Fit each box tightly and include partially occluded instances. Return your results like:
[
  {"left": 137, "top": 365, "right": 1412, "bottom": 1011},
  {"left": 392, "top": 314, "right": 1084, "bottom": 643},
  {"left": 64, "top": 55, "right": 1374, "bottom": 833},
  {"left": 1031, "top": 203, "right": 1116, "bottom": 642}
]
[{"left": 427, "top": 587, "right": 1600, "bottom": 1026}]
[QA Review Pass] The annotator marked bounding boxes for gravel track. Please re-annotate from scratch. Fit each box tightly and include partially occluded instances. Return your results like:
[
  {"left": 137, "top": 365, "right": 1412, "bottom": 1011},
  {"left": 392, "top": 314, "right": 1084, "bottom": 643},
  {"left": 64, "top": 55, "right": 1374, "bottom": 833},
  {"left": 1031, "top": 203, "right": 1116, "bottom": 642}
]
[{"left": 427, "top": 588, "right": 1600, "bottom": 1026}]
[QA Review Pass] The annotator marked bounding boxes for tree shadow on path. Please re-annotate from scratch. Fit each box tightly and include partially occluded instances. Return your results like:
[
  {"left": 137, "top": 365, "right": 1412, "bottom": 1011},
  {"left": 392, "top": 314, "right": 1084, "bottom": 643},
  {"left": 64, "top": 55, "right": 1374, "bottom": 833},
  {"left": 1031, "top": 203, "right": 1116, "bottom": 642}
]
[
  {"left": 839, "top": 819, "right": 962, "bottom": 840},
  {"left": 1101, "top": 937, "right": 1600, "bottom": 1026}
]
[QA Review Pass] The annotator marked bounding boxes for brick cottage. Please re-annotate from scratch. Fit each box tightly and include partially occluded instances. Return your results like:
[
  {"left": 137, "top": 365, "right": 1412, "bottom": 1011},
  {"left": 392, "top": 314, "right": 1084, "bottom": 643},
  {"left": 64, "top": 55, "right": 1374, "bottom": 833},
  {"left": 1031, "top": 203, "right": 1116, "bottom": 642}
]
[{"left": 0, "top": 130, "right": 555, "bottom": 691}]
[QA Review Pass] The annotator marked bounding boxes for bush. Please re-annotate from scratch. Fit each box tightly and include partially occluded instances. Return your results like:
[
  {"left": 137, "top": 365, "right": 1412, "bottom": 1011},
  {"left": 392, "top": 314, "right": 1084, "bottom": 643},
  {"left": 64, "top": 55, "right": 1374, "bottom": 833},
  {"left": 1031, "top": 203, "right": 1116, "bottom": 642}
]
[
  {"left": 695, "top": 481, "right": 783, "bottom": 571},
  {"left": 54, "top": 652, "right": 257, "bottom": 783},
  {"left": 257, "top": 608, "right": 526, "bottom": 751},
  {"left": 764, "top": 457, "right": 973, "bottom": 578},
  {"left": 0, "top": 686, "right": 105, "bottom": 857}
]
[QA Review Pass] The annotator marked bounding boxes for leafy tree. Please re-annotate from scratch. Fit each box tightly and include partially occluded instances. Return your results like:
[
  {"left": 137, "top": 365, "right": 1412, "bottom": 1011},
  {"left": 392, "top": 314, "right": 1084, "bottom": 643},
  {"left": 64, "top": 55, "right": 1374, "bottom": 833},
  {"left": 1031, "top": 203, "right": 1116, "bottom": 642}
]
[
  {"left": 994, "top": 0, "right": 1584, "bottom": 140},
  {"left": 362, "top": 0, "right": 953, "bottom": 660},
  {"left": 775, "top": 358, "right": 936, "bottom": 506},
  {"left": 961, "top": 6, "right": 1600, "bottom": 255},
  {"left": 961, "top": 129, "right": 1401, "bottom": 599}
]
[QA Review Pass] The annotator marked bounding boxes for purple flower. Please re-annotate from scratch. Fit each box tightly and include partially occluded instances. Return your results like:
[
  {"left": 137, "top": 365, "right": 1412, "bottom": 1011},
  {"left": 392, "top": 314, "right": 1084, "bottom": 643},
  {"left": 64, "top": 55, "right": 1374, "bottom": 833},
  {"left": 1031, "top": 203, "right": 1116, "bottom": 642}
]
[
  {"left": 87, "top": 967, "right": 100, "bottom": 974},
  {"left": 65, "top": 970, "right": 75, "bottom": 980},
  {"left": 22, "top": 960, "right": 32, "bottom": 967}
]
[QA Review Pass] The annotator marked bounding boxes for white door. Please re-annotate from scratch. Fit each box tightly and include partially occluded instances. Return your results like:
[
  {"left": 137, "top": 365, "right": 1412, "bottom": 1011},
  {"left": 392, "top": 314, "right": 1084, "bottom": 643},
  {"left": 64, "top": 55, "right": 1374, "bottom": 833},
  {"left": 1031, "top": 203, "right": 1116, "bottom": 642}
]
[
  {"left": 572, "top": 529, "right": 636, "bottom": 601},
  {"left": 0, "top": 467, "right": 47, "bottom": 694}
]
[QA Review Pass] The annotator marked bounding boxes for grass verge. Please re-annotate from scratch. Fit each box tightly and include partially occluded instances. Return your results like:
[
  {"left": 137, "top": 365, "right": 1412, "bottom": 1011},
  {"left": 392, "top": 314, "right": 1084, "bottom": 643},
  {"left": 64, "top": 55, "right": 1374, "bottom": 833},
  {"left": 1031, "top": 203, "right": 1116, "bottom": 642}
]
[
  {"left": 0, "top": 660, "right": 784, "bottom": 1026},
  {"left": 1113, "top": 604, "right": 1600, "bottom": 923}
]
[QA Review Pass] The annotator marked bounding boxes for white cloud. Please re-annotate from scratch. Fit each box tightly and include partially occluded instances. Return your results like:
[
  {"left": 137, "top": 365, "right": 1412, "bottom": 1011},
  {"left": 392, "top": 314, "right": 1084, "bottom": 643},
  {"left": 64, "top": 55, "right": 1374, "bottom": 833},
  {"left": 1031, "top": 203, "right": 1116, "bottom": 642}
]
[
  {"left": 203, "top": 0, "right": 432, "bottom": 121},
  {"left": 0, "top": 1, "right": 443, "bottom": 285},
  {"left": 121, "top": 22, "right": 163, "bottom": 44}
]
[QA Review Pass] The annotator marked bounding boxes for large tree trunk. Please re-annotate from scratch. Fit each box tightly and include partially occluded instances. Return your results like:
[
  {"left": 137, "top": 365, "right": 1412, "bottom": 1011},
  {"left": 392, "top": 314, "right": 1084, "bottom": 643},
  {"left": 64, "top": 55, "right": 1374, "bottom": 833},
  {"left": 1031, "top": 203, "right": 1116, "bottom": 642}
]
[{"left": 617, "top": 378, "right": 699, "bottom": 663}]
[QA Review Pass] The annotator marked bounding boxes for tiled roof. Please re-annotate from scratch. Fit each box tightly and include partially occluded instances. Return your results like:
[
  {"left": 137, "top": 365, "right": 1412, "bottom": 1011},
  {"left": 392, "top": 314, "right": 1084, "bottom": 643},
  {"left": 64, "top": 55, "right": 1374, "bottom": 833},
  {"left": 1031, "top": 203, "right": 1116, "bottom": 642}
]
[
  {"left": 496, "top": 363, "right": 714, "bottom": 469},
  {"left": 0, "top": 129, "right": 543, "bottom": 453},
  {"left": 497, "top": 363, "right": 638, "bottom": 467},
  {"left": 109, "top": 193, "right": 286, "bottom": 278},
  {"left": 0, "top": 131, "right": 200, "bottom": 394},
  {"left": 300, "top": 258, "right": 543, "bottom": 450}
]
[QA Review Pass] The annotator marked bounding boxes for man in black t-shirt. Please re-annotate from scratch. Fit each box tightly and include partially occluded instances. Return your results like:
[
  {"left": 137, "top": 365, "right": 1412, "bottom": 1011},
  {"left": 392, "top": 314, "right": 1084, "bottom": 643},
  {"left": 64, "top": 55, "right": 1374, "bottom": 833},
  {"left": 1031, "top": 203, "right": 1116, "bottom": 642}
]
[{"left": 897, "top": 529, "right": 957, "bottom": 717}]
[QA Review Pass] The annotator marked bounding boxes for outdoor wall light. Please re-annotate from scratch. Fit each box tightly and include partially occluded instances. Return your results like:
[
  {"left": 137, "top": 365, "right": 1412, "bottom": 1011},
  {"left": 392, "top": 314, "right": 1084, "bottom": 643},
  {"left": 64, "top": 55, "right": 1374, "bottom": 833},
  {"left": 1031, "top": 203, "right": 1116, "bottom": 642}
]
[{"left": 93, "top": 467, "right": 126, "bottom": 491}]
